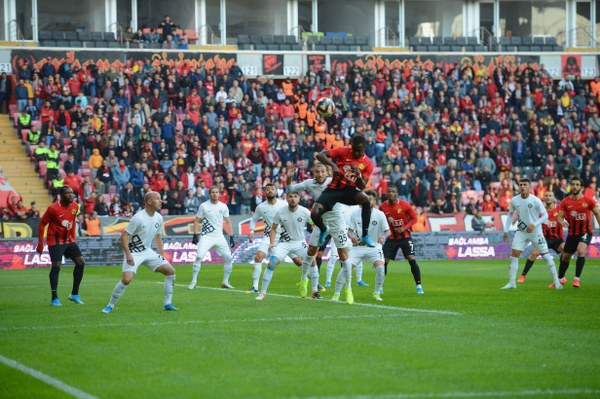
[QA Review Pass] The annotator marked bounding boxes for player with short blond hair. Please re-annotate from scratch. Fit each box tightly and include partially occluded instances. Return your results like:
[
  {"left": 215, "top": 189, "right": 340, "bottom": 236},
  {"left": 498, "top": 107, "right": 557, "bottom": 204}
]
[{"left": 102, "top": 191, "right": 178, "bottom": 313}]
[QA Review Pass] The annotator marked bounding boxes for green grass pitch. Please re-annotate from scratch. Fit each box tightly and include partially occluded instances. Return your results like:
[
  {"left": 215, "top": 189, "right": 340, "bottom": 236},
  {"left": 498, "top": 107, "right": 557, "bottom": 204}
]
[{"left": 1, "top": 259, "right": 599, "bottom": 399}]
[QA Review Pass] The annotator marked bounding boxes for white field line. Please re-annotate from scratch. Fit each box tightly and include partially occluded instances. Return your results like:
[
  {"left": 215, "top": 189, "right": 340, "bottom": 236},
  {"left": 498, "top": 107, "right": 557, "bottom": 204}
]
[
  {"left": 0, "top": 282, "right": 119, "bottom": 289},
  {"left": 292, "top": 388, "right": 600, "bottom": 399},
  {"left": 0, "top": 354, "right": 99, "bottom": 399},
  {"left": 180, "top": 284, "right": 462, "bottom": 315},
  {"left": 0, "top": 313, "right": 426, "bottom": 333}
]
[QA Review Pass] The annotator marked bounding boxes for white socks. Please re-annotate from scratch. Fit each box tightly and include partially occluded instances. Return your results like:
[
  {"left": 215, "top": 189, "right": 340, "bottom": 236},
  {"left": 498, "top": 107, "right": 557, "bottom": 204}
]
[
  {"left": 355, "top": 261, "right": 364, "bottom": 282},
  {"left": 223, "top": 261, "right": 233, "bottom": 285},
  {"left": 543, "top": 253, "right": 561, "bottom": 284},
  {"left": 309, "top": 266, "right": 319, "bottom": 292},
  {"left": 374, "top": 265, "right": 384, "bottom": 295},
  {"left": 108, "top": 281, "right": 127, "bottom": 307},
  {"left": 508, "top": 257, "right": 519, "bottom": 285},
  {"left": 261, "top": 268, "right": 274, "bottom": 294},
  {"left": 164, "top": 275, "right": 175, "bottom": 305},
  {"left": 300, "top": 258, "right": 310, "bottom": 281},
  {"left": 326, "top": 257, "right": 336, "bottom": 282},
  {"left": 342, "top": 260, "right": 352, "bottom": 289},
  {"left": 191, "top": 260, "right": 201, "bottom": 283},
  {"left": 334, "top": 268, "right": 345, "bottom": 295},
  {"left": 252, "top": 262, "right": 262, "bottom": 290}
]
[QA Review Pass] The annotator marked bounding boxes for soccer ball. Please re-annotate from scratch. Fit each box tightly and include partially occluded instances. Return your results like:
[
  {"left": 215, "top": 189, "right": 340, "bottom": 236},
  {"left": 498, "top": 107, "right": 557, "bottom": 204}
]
[{"left": 316, "top": 97, "right": 335, "bottom": 117}]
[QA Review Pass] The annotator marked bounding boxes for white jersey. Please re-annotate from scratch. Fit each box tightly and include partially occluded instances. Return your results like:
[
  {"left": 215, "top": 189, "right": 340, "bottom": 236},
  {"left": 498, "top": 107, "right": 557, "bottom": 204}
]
[
  {"left": 196, "top": 200, "right": 229, "bottom": 236},
  {"left": 504, "top": 194, "right": 548, "bottom": 232},
  {"left": 340, "top": 204, "right": 360, "bottom": 225},
  {"left": 273, "top": 205, "right": 311, "bottom": 242},
  {"left": 124, "top": 209, "right": 163, "bottom": 253},
  {"left": 250, "top": 199, "right": 287, "bottom": 236},
  {"left": 349, "top": 208, "right": 389, "bottom": 245},
  {"left": 289, "top": 177, "right": 332, "bottom": 199}
]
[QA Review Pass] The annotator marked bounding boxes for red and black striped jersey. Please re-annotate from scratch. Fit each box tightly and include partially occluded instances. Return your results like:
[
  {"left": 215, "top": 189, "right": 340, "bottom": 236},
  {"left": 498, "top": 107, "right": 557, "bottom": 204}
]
[
  {"left": 543, "top": 206, "right": 564, "bottom": 240},
  {"left": 39, "top": 201, "right": 79, "bottom": 246},
  {"left": 379, "top": 199, "right": 417, "bottom": 239},
  {"left": 327, "top": 146, "right": 373, "bottom": 190},
  {"left": 558, "top": 195, "right": 597, "bottom": 236}
]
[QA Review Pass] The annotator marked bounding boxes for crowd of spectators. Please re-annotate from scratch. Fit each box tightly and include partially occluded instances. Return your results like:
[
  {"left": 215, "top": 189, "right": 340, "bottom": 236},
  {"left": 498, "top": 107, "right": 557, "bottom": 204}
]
[
  {"left": 121, "top": 15, "right": 191, "bottom": 50},
  {"left": 10, "top": 54, "right": 600, "bottom": 219}
]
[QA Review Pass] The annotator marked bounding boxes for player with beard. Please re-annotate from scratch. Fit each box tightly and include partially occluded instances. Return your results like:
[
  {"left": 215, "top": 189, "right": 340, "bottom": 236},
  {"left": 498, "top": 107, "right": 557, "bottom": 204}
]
[
  {"left": 501, "top": 179, "right": 563, "bottom": 290},
  {"left": 556, "top": 177, "right": 600, "bottom": 288},
  {"left": 247, "top": 183, "right": 293, "bottom": 293},
  {"left": 37, "top": 186, "right": 86, "bottom": 306},
  {"left": 518, "top": 191, "right": 566, "bottom": 283}
]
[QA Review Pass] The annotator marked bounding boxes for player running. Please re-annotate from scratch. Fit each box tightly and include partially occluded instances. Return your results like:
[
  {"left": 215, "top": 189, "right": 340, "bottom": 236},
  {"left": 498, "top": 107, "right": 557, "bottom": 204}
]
[
  {"left": 189, "top": 186, "right": 236, "bottom": 290},
  {"left": 255, "top": 192, "right": 313, "bottom": 300},
  {"left": 102, "top": 191, "right": 178, "bottom": 313},
  {"left": 556, "top": 177, "right": 600, "bottom": 288},
  {"left": 379, "top": 185, "right": 425, "bottom": 294},
  {"left": 332, "top": 190, "right": 389, "bottom": 302},
  {"left": 517, "top": 191, "right": 566, "bottom": 283},
  {"left": 248, "top": 183, "right": 288, "bottom": 293},
  {"left": 501, "top": 179, "right": 563, "bottom": 290},
  {"left": 37, "top": 186, "right": 86, "bottom": 306},
  {"left": 311, "top": 135, "right": 375, "bottom": 248}
]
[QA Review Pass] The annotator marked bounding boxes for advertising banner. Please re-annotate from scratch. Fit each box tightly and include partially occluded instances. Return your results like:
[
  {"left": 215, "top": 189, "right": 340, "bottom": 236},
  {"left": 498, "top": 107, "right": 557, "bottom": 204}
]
[
  {"left": 2, "top": 232, "right": 599, "bottom": 269},
  {"left": 11, "top": 50, "right": 237, "bottom": 76}
]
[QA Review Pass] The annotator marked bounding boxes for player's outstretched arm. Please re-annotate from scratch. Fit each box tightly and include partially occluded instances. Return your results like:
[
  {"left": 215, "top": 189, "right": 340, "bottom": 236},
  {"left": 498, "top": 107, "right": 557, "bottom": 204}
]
[
  {"left": 316, "top": 151, "right": 339, "bottom": 175},
  {"left": 224, "top": 217, "right": 235, "bottom": 248},
  {"left": 192, "top": 217, "right": 201, "bottom": 244},
  {"left": 269, "top": 223, "right": 278, "bottom": 251},
  {"left": 154, "top": 234, "right": 165, "bottom": 256},
  {"left": 121, "top": 230, "right": 134, "bottom": 265},
  {"left": 36, "top": 213, "right": 49, "bottom": 253}
]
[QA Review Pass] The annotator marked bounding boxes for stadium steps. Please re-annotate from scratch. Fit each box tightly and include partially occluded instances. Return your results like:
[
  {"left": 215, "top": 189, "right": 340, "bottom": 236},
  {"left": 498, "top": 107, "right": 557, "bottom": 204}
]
[{"left": 0, "top": 119, "right": 52, "bottom": 214}]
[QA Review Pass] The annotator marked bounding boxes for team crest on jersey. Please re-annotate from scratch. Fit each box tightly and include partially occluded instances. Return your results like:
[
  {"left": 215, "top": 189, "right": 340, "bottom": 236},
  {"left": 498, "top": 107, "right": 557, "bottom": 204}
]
[
  {"left": 528, "top": 203, "right": 533, "bottom": 208},
  {"left": 553, "top": 212, "right": 558, "bottom": 217},
  {"left": 397, "top": 208, "right": 402, "bottom": 213},
  {"left": 372, "top": 221, "right": 377, "bottom": 226},
  {"left": 155, "top": 222, "right": 160, "bottom": 229},
  {"left": 71, "top": 209, "right": 77, "bottom": 215},
  {"left": 582, "top": 202, "right": 587, "bottom": 208},
  {"left": 219, "top": 209, "right": 224, "bottom": 214},
  {"left": 297, "top": 217, "right": 303, "bottom": 222},
  {"left": 358, "top": 163, "right": 365, "bottom": 170}
]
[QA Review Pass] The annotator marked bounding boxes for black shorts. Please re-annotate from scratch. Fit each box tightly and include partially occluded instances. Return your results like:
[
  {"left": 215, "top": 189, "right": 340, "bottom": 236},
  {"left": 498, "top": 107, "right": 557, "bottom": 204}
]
[
  {"left": 48, "top": 243, "right": 83, "bottom": 263},
  {"left": 316, "top": 187, "right": 361, "bottom": 212},
  {"left": 383, "top": 238, "right": 415, "bottom": 260},
  {"left": 563, "top": 234, "right": 592, "bottom": 255},
  {"left": 318, "top": 235, "right": 332, "bottom": 252},
  {"left": 546, "top": 238, "right": 564, "bottom": 253}
]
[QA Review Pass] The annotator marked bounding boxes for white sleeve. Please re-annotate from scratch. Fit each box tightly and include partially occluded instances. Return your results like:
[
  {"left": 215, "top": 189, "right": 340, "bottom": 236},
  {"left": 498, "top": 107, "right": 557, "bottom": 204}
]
[
  {"left": 289, "top": 180, "right": 308, "bottom": 193},
  {"left": 222, "top": 204, "right": 230, "bottom": 218},
  {"left": 196, "top": 204, "right": 204, "bottom": 219},
  {"left": 535, "top": 200, "right": 548, "bottom": 227},
  {"left": 272, "top": 211, "right": 281, "bottom": 225},
  {"left": 380, "top": 212, "right": 390, "bottom": 233},
  {"left": 125, "top": 214, "right": 140, "bottom": 235},
  {"left": 503, "top": 200, "right": 515, "bottom": 233},
  {"left": 249, "top": 207, "right": 262, "bottom": 230}
]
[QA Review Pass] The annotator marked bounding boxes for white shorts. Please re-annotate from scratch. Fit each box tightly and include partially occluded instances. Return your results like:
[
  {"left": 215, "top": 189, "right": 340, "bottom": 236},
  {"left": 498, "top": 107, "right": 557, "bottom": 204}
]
[
  {"left": 512, "top": 229, "right": 549, "bottom": 253},
  {"left": 272, "top": 240, "right": 308, "bottom": 262},
  {"left": 309, "top": 206, "right": 351, "bottom": 249},
  {"left": 255, "top": 237, "right": 279, "bottom": 256},
  {"left": 196, "top": 234, "right": 232, "bottom": 260},
  {"left": 349, "top": 245, "right": 384, "bottom": 266},
  {"left": 122, "top": 249, "right": 169, "bottom": 273}
]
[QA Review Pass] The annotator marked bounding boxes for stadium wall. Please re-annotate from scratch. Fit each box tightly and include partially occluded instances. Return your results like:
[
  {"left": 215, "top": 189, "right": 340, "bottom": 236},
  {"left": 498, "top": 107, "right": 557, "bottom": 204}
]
[
  {"left": 2, "top": 212, "right": 599, "bottom": 269},
  {"left": 3, "top": 48, "right": 600, "bottom": 79}
]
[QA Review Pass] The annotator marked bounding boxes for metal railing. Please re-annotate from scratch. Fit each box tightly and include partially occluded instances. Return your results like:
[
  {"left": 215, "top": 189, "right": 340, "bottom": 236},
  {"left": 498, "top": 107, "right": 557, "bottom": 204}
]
[
  {"left": 471, "top": 27, "right": 493, "bottom": 50},
  {"left": 107, "top": 22, "right": 124, "bottom": 45},
  {"left": 557, "top": 27, "right": 596, "bottom": 48},
  {"left": 198, "top": 24, "right": 219, "bottom": 45},
  {"left": 381, "top": 26, "right": 400, "bottom": 47},
  {"left": 7, "top": 19, "right": 26, "bottom": 44}
]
